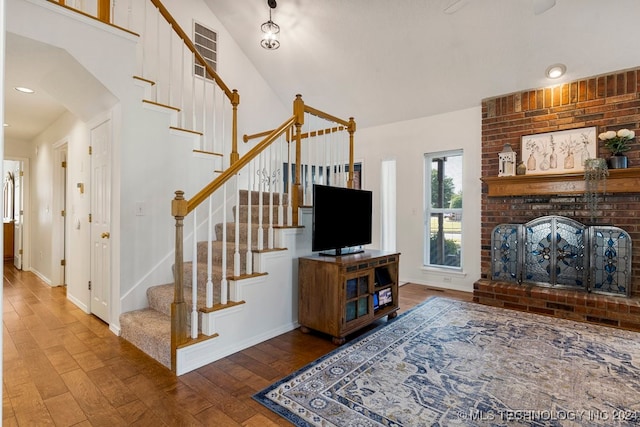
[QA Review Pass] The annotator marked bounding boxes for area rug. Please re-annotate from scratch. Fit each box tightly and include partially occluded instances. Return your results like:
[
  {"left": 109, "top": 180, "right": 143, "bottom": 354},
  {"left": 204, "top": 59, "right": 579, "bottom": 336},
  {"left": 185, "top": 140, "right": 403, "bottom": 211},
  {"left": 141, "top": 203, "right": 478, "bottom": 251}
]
[{"left": 254, "top": 297, "right": 640, "bottom": 426}]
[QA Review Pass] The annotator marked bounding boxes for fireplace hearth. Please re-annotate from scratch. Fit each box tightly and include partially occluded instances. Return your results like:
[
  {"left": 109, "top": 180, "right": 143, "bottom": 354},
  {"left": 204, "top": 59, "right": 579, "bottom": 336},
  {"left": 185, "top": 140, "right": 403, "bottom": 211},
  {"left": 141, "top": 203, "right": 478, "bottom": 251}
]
[{"left": 475, "top": 215, "right": 640, "bottom": 332}]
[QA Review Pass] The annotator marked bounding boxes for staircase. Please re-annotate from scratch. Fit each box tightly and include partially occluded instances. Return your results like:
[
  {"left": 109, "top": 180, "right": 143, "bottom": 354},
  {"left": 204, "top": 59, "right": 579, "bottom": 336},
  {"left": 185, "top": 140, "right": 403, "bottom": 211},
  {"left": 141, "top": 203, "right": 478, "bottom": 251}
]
[
  {"left": 30, "top": 0, "right": 358, "bottom": 375},
  {"left": 120, "top": 189, "right": 288, "bottom": 369}
]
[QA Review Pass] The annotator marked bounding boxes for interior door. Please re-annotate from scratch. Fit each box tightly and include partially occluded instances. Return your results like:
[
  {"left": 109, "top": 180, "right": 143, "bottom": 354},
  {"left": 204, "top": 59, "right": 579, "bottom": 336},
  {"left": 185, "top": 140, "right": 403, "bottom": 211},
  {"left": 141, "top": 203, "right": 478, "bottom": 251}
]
[
  {"left": 13, "top": 162, "right": 23, "bottom": 270},
  {"left": 90, "top": 119, "right": 111, "bottom": 322},
  {"left": 54, "top": 145, "right": 68, "bottom": 286}
]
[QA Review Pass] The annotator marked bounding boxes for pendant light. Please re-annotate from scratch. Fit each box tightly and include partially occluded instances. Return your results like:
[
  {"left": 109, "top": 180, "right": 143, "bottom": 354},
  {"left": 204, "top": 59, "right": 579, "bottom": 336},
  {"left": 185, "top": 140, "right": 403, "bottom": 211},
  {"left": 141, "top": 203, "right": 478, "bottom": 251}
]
[{"left": 261, "top": 0, "right": 280, "bottom": 50}]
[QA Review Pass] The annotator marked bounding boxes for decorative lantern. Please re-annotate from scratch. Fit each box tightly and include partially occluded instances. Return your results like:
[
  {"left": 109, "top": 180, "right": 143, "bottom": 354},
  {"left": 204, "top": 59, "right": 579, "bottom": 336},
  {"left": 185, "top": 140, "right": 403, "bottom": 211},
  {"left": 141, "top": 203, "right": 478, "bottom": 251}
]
[{"left": 498, "top": 143, "right": 516, "bottom": 177}]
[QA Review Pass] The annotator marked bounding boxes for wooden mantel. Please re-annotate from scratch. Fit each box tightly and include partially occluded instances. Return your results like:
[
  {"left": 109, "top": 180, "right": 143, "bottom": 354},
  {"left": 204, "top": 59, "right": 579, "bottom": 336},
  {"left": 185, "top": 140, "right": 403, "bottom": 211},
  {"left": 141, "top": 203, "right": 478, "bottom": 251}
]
[{"left": 481, "top": 168, "right": 640, "bottom": 197}]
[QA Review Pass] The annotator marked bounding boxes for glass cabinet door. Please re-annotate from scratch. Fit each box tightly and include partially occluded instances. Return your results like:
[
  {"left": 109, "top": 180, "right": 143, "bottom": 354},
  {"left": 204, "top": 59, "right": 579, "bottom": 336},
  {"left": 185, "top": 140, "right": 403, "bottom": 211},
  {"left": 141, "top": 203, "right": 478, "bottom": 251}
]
[{"left": 345, "top": 273, "right": 371, "bottom": 323}]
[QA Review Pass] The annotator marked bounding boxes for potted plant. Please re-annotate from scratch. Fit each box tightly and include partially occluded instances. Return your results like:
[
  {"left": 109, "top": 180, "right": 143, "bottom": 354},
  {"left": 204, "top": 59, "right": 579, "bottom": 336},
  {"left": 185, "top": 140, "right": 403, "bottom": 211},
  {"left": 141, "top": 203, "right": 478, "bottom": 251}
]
[{"left": 598, "top": 128, "right": 636, "bottom": 169}]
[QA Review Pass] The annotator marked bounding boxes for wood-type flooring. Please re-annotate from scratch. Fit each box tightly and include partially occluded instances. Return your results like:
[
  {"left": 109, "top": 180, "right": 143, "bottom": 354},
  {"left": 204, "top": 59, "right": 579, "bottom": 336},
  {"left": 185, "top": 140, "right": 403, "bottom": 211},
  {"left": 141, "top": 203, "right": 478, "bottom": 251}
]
[{"left": 2, "top": 263, "right": 472, "bottom": 426}]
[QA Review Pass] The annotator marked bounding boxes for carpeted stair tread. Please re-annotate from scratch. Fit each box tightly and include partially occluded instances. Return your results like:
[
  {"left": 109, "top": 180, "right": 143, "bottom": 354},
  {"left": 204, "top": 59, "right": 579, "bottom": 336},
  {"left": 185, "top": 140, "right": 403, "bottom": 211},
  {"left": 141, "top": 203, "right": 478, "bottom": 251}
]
[
  {"left": 233, "top": 204, "right": 290, "bottom": 224},
  {"left": 239, "top": 189, "right": 288, "bottom": 205},
  {"left": 215, "top": 222, "right": 276, "bottom": 246},
  {"left": 119, "top": 308, "right": 171, "bottom": 368},
  {"left": 181, "top": 261, "right": 241, "bottom": 289},
  {"left": 196, "top": 241, "right": 252, "bottom": 269},
  {"left": 147, "top": 282, "right": 217, "bottom": 317}
]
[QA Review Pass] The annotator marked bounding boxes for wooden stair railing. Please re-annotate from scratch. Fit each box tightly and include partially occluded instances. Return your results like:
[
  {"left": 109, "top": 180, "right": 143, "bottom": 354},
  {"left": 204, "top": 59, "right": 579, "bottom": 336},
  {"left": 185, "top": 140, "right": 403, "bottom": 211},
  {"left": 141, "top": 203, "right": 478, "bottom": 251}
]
[
  {"left": 147, "top": 0, "right": 241, "bottom": 163},
  {"left": 170, "top": 95, "right": 303, "bottom": 372},
  {"left": 171, "top": 95, "right": 357, "bottom": 372},
  {"left": 49, "top": 0, "right": 241, "bottom": 162},
  {"left": 46, "top": 0, "right": 358, "bottom": 372},
  {"left": 244, "top": 96, "right": 358, "bottom": 191},
  {"left": 51, "top": 0, "right": 111, "bottom": 21}
]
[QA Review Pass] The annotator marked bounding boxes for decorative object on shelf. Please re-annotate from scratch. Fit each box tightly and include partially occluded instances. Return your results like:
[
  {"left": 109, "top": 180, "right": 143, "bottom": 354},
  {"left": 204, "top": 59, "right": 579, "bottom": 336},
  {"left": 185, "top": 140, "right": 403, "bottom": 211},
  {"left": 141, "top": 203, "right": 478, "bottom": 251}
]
[
  {"left": 260, "top": 0, "right": 280, "bottom": 50},
  {"left": 598, "top": 128, "right": 636, "bottom": 169},
  {"left": 521, "top": 127, "right": 596, "bottom": 175},
  {"left": 516, "top": 161, "right": 527, "bottom": 175},
  {"left": 498, "top": 143, "right": 516, "bottom": 176},
  {"left": 583, "top": 158, "right": 608, "bottom": 222}
]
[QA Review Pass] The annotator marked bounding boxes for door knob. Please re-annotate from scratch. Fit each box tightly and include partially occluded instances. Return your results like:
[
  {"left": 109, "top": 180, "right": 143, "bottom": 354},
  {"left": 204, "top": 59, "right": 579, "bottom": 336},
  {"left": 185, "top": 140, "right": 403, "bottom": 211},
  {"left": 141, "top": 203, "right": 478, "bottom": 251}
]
[{"left": 101, "top": 232, "right": 110, "bottom": 239}]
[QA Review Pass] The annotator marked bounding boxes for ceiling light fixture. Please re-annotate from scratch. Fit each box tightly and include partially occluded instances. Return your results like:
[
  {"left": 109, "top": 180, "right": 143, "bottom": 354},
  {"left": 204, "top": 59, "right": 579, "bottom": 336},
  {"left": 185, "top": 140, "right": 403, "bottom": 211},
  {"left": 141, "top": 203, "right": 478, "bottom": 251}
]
[
  {"left": 15, "top": 86, "right": 35, "bottom": 94},
  {"left": 260, "top": 0, "right": 280, "bottom": 50},
  {"left": 545, "top": 63, "right": 566, "bottom": 79}
]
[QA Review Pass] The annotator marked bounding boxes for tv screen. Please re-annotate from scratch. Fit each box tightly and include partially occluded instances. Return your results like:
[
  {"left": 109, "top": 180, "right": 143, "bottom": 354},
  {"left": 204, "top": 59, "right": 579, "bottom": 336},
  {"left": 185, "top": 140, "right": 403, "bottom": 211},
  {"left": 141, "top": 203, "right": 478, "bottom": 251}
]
[{"left": 312, "top": 184, "right": 373, "bottom": 256}]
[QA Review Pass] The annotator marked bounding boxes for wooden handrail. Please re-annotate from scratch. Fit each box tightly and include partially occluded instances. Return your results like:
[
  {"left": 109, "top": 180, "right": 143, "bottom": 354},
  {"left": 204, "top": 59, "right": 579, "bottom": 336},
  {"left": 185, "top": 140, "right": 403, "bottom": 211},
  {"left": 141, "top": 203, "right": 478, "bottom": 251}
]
[
  {"left": 149, "top": 0, "right": 235, "bottom": 101},
  {"left": 46, "top": 0, "right": 138, "bottom": 36},
  {"left": 243, "top": 129, "right": 274, "bottom": 143},
  {"left": 244, "top": 125, "right": 347, "bottom": 143},
  {"left": 186, "top": 115, "right": 297, "bottom": 212},
  {"left": 148, "top": 0, "right": 240, "bottom": 163},
  {"left": 304, "top": 104, "right": 350, "bottom": 127}
]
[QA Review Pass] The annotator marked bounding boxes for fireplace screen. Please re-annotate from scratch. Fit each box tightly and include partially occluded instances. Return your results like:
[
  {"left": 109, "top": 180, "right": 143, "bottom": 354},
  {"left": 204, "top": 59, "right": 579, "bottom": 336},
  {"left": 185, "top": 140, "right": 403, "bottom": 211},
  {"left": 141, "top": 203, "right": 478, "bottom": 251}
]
[{"left": 492, "top": 215, "right": 632, "bottom": 297}]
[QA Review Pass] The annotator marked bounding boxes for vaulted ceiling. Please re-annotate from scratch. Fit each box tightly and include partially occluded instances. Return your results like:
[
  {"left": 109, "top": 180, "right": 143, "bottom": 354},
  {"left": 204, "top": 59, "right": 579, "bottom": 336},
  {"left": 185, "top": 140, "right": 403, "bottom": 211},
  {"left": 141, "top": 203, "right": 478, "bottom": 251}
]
[
  {"left": 203, "top": 0, "right": 640, "bottom": 128},
  {"left": 4, "top": 0, "right": 640, "bottom": 142}
]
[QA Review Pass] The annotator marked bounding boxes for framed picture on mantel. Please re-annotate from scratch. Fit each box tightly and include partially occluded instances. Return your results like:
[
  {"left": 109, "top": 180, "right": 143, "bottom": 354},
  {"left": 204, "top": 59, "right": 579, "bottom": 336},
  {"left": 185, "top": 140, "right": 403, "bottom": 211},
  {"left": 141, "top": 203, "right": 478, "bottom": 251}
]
[{"left": 521, "top": 126, "right": 597, "bottom": 175}]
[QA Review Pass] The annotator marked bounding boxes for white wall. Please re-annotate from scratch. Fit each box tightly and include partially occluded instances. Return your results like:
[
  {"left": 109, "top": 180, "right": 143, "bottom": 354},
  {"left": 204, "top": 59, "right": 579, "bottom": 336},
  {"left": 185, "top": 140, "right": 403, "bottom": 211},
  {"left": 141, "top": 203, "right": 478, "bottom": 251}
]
[
  {"left": 7, "top": 0, "right": 291, "bottom": 327},
  {"left": 357, "top": 106, "right": 482, "bottom": 293},
  {"left": 162, "top": 0, "right": 289, "bottom": 144},
  {"left": 28, "top": 112, "right": 91, "bottom": 304}
]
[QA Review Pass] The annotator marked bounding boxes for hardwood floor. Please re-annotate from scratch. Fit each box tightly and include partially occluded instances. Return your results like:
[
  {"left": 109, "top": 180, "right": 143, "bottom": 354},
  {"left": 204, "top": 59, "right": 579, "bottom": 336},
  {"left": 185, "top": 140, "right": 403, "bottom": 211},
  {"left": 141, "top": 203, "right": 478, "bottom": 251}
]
[{"left": 2, "top": 264, "right": 472, "bottom": 426}]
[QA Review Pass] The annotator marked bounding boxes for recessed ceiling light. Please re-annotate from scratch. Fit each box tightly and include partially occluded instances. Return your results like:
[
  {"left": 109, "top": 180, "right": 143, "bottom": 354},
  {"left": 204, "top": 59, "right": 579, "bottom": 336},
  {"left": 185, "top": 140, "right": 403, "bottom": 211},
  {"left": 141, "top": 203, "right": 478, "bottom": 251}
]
[
  {"left": 15, "top": 86, "right": 35, "bottom": 94},
  {"left": 3, "top": 123, "right": 8, "bottom": 127},
  {"left": 545, "top": 64, "right": 566, "bottom": 79}
]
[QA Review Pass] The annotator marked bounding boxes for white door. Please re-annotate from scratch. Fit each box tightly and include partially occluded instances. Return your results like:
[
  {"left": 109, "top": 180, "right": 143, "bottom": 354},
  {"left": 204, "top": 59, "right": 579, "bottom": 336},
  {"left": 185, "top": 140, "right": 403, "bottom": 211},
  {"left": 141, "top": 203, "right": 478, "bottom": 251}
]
[
  {"left": 13, "top": 162, "right": 23, "bottom": 270},
  {"left": 90, "top": 119, "right": 111, "bottom": 322}
]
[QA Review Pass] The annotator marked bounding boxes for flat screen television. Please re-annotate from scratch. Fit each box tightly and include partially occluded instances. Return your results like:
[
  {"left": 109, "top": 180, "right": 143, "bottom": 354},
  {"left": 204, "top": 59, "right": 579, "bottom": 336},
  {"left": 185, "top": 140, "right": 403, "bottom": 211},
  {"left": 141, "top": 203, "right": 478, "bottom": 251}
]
[{"left": 312, "top": 184, "right": 373, "bottom": 256}]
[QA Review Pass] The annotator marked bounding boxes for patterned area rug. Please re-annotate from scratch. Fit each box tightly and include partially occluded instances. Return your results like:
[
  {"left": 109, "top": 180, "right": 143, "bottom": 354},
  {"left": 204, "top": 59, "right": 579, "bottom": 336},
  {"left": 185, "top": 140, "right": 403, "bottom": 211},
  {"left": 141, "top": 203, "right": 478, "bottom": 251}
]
[{"left": 254, "top": 298, "right": 640, "bottom": 426}]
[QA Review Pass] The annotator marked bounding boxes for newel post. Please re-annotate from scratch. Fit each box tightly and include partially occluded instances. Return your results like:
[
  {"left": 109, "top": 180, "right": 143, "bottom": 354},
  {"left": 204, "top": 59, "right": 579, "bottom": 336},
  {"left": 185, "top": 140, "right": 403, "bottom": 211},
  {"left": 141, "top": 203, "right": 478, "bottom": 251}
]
[
  {"left": 230, "top": 89, "right": 240, "bottom": 165},
  {"left": 171, "top": 191, "right": 188, "bottom": 373},
  {"left": 347, "top": 117, "right": 356, "bottom": 189},
  {"left": 292, "top": 95, "right": 305, "bottom": 226}
]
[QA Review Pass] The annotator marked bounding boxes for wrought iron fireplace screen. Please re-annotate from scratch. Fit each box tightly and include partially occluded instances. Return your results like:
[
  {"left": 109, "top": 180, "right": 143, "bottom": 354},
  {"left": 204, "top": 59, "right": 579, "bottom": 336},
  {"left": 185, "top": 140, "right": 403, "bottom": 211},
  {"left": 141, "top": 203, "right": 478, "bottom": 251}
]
[{"left": 492, "top": 215, "right": 631, "bottom": 297}]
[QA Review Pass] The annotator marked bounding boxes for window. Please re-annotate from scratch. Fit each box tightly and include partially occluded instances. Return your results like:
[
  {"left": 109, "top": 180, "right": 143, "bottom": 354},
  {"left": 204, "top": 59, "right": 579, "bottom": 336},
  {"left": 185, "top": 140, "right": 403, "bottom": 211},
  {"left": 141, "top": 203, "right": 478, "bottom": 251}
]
[
  {"left": 194, "top": 22, "right": 217, "bottom": 78},
  {"left": 424, "top": 150, "right": 463, "bottom": 268},
  {"left": 381, "top": 159, "right": 396, "bottom": 252}
]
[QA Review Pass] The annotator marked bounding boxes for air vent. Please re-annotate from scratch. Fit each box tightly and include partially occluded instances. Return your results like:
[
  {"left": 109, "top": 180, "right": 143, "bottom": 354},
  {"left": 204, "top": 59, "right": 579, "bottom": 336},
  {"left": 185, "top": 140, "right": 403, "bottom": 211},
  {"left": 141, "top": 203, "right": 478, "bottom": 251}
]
[{"left": 194, "top": 21, "right": 217, "bottom": 79}]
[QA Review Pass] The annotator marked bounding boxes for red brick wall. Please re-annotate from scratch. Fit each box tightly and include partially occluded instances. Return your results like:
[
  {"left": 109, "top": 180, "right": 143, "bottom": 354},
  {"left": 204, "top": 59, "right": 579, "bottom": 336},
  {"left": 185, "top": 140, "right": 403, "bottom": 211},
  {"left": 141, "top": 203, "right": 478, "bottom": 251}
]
[{"left": 481, "top": 67, "right": 640, "bottom": 297}]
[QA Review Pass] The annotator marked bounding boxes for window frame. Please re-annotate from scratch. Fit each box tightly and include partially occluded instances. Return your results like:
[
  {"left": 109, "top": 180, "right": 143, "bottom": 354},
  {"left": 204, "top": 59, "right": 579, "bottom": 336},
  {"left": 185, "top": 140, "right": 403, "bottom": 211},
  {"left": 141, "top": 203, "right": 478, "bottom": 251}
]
[{"left": 424, "top": 149, "right": 464, "bottom": 270}]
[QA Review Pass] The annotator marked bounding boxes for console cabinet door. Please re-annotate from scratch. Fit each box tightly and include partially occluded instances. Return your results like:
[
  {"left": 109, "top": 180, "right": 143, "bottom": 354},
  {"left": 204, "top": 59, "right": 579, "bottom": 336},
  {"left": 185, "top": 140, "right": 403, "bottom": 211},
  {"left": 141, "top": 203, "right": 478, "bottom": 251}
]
[{"left": 343, "top": 270, "right": 373, "bottom": 333}]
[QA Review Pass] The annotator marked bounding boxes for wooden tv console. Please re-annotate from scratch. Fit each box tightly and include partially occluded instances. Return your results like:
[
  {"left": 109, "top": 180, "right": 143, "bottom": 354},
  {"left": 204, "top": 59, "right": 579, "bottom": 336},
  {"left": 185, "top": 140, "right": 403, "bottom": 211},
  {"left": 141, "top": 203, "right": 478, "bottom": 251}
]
[{"left": 298, "top": 250, "right": 400, "bottom": 345}]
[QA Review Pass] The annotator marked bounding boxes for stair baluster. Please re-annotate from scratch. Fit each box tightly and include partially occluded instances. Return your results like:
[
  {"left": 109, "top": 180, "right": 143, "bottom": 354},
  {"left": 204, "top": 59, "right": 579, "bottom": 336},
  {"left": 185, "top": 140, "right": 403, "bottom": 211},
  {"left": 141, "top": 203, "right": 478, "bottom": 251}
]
[
  {"left": 220, "top": 184, "right": 228, "bottom": 304},
  {"left": 233, "top": 174, "right": 241, "bottom": 277},
  {"left": 206, "top": 196, "right": 213, "bottom": 308},
  {"left": 191, "top": 211, "right": 198, "bottom": 339},
  {"left": 268, "top": 145, "right": 275, "bottom": 250},
  {"left": 257, "top": 153, "right": 265, "bottom": 251},
  {"left": 246, "top": 161, "right": 253, "bottom": 275},
  {"left": 277, "top": 136, "right": 285, "bottom": 228}
]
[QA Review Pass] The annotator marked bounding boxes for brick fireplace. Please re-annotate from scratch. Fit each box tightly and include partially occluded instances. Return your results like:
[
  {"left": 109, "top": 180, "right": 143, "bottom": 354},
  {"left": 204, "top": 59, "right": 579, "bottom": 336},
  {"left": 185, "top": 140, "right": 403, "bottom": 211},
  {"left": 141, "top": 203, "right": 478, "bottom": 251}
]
[{"left": 476, "top": 66, "right": 640, "bottom": 331}]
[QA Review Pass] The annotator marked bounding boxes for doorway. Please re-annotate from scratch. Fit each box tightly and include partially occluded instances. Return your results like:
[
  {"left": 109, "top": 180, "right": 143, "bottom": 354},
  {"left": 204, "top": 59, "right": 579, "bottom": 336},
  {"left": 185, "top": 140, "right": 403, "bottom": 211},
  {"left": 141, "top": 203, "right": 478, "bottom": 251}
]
[
  {"left": 3, "top": 158, "right": 27, "bottom": 270},
  {"left": 53, "top": 142, "right": 68, "bottom": 286},
  {"left": 90, "top": 118, "right": 112, "bottom": 323}
]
